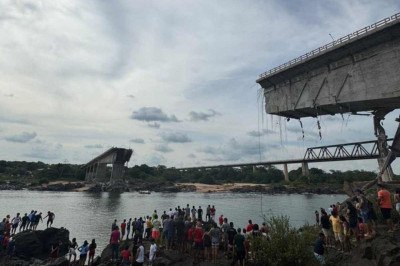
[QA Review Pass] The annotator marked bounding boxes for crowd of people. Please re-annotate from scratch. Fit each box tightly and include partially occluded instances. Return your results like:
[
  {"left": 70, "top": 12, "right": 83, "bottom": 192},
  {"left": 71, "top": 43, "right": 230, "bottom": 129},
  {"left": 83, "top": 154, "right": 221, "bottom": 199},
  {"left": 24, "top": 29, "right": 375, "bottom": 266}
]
[
  {"left": 105, "top": 204, "right": 268, "bottom": 266},
  {"left": 313, "top": 184, "right": 400, "bottom": 265},
  {"left": 0, "top": 210, "right": 55, "bottom": 259}
]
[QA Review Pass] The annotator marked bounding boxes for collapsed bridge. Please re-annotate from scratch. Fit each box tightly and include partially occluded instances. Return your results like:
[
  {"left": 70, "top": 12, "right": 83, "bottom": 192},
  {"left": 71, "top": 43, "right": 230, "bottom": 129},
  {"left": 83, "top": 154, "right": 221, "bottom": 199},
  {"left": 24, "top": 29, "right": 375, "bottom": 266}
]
[{"left": 257, "top": 13, "right": 400, "bottom": 181}]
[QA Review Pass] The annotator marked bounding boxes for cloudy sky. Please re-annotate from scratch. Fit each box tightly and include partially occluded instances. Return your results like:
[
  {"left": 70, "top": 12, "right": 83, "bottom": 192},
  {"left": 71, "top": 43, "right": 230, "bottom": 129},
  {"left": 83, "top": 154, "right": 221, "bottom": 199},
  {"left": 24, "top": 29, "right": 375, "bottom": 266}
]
[{"left": 0, "top": 0, "right": 399, "bottom": 173}]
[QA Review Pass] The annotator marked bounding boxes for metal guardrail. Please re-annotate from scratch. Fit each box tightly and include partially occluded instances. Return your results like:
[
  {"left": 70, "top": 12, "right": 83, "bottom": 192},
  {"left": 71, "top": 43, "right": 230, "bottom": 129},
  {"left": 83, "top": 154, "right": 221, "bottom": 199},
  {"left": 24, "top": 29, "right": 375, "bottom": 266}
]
[{"left": 258, "top": 12, "right": 400, "bottom": 79}]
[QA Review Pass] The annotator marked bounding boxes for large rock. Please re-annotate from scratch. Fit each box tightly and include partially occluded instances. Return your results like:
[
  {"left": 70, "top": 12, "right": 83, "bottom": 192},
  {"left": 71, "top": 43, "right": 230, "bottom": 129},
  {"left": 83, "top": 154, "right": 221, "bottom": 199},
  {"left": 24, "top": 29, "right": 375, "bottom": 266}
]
[{"left": 13, "top": 227, "right": 69, "bottom": 260}]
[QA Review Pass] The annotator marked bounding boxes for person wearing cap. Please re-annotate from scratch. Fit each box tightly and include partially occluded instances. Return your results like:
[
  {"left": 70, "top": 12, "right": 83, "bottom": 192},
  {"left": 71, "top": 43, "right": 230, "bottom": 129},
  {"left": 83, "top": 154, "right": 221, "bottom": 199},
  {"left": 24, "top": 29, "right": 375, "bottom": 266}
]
[{"left": 377, "top": 184, "right": 394, "bottom": 232}]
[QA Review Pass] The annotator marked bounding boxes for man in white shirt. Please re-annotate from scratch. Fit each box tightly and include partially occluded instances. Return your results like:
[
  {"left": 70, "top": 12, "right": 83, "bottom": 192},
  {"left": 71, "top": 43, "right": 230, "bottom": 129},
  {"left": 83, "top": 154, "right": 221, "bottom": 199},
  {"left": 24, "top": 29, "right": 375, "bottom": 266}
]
[
  {"left": 149, "top": 238, "right": 157, "bottom": 265},
  {"left": 136, "top": 240, "right": 145, "bottom": 266}
]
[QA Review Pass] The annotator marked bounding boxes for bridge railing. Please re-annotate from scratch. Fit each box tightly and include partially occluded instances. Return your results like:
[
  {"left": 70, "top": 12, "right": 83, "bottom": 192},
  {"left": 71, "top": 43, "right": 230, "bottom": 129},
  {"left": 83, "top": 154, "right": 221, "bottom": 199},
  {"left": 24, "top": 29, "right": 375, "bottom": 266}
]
[
  {"left": 258, "top": 12, "right": 400, "bottom": 79},
  {"left": 303, "top": 139, "right": 393, "bottom": 161}
]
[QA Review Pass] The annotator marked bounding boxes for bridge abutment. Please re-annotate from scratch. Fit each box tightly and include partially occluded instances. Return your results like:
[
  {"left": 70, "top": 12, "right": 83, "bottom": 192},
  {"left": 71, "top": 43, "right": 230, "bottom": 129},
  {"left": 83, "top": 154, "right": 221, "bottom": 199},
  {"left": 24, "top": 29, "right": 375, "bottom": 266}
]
[{"left": 283, "top": 163, "right": 289, "bottom": 182}]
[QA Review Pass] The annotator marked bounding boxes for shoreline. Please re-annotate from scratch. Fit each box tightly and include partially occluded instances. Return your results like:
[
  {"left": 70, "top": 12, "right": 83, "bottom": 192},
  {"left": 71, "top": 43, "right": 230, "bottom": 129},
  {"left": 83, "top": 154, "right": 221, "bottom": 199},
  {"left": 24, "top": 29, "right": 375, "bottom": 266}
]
[{"left": 0, "top": 180, "right": 344, "bottom": 194}]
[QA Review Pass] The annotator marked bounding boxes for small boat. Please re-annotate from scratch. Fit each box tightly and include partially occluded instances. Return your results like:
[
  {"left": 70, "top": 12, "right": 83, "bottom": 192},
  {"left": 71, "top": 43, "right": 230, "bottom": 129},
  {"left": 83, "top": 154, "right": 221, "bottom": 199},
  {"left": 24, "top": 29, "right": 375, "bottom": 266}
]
[{"left": 138, "top": 190, "right": 151, "bottom": 194}]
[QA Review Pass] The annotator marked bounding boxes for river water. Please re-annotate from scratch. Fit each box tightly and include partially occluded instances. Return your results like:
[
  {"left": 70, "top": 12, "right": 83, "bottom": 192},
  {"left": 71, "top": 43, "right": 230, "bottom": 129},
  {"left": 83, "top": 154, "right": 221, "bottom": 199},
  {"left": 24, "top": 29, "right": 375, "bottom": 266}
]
[{"left": 0, "top": 190, "right": 346, "bottom": 252}]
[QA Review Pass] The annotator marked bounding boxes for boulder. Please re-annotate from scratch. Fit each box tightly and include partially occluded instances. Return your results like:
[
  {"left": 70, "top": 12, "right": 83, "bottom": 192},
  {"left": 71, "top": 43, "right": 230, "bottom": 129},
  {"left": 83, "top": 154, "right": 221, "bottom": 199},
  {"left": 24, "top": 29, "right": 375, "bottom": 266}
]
[{"left": 13, "top": 227, "right": 69, "bottom": 260}]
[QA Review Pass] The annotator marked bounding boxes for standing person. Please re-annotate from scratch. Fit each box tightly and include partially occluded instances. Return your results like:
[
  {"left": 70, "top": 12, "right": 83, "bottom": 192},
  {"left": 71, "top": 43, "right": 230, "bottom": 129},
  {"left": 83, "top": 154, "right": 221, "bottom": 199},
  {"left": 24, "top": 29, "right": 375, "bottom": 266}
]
[
  {"left": 193, "top": 222, "right": 204, "bottom": 263},
  {"left": 121, "top": 219, "right": 127, "bottom": 240},
  {"left": 355, "top": 189, "right": 374, "bottom": 236},
  {"left": 131, "top": 218, "right": 137, "bottom": 238},
  {"left": 203, "top": 231, "right": 212, "bottom": 261},
  {"left": 246, "top": 220, "right": 253, "bottom": 234},
  {"left": 233, "top": 228, "right": 246, "bottom": 266},
  {"left": 395, "top": 189, "right": 400, "bottom": 219},
  {"left": 197, "top": 206, "right": 203, "bottom": 221},
  {"left": 126, "top": 218, "right": 132, "bottom": 240},
  {"left": 26, "top": 210, "right": 34, "bottom": 230},
  {"left": 43, "top": 211, "right": 55, "bottom": 228},
  {"left": 135, "top": 240, "right": 145, "bottom": 266},
  {"left": 163, "top": 216, "right": 173, "bottom": 250},
  {"left": 377, "top": 184, "right": 394, "bottom": 232},
  {"left": 191, "top": 206, "right": 197, "bottom": 221},
  {"left": 109, "top": 226, "right": 120, "bottom": 262},
  {"left": 315, "top": 210, "right": 320, "bottom": 226},
  {"left": 346, "top": 201, "right": 359, "bottom": 242},
  {"left": 88, "top": 239, "right": 97, "bottom": 265},
  {"left": 209, "top": 223, "right": 221, "bottom": 263},
  {"left": 227, "top": 222, "right": 237, "bottom": 258},
  {"left": 221, "top": 218, "right": 230, "bottom": 252},
  {"left": 185, "top": 204, "right": 191, "bottom": 220},
  {"left": 320, "top": 210, "right": 332, "bottom": 246},
  {"left": 33, "top": 212, "right": 42, "bottom": 230},
  {"left": 152, "top": 215, "right": 161, "bottom": 242},
  {"left": 210, "top": 205, "right": 216, "bottom": 222},
  {"left": 11, "top": 213, "right": 21, "bottom": 234},
  {"left": 68, "top": 238, "right": 78, "bottom": 263},
  {"left": 206, "top": 205, "right": 211, "bottom": 222},
  {"left": 313, "top": 233, "right": 325, "bottom": 265},
  {"left": 78, "top": 240, "right": 89, "bottom": 266},
  {"left": 149, "top": 238, "right": 157, "bottom": 266},
  {"left": 120, "top": 246, "right": 131, "bottom": 266},
  {"left": 329, "top": 212, "right": 344, "bottom": 251},
  {"left": 111, "top": 219, "right": 117, "bottom": 231},
  {"left": 19, "top": 213, "right": 28, "bottom": 232},
  {"left": 219, "top": 215, "right": 224, "bottom": 226}
]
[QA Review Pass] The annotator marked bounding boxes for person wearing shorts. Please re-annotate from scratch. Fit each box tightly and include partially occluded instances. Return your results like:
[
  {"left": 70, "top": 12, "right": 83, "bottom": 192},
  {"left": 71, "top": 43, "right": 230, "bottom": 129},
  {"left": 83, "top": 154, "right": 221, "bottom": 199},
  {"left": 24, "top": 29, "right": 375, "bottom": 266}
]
[
  {"left": 314, "top": 233, "right": 325, "bottom": 265},
  {"left": 209, "top": 223, "right": 221, "bottom": 263},
  {"left": 151, "top": 215, "right": 161, "bottom": 242},
  {"left": 378, "top": 184, "right": 394, "bottom": 232},
  {"left": 320, "top": 210, "right": 332, "bottom": 246}
]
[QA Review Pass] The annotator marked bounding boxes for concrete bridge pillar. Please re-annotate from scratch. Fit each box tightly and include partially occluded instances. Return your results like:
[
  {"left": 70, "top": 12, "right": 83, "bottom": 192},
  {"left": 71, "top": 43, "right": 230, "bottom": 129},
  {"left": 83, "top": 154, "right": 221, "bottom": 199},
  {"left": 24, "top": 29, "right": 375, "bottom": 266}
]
[
  {"left": 283, "top": 163, "right": 289, "bottom": 182},
  {"left": 252, "top": 166, "right": 257, "bottom": 173},
  {"left": 377, "top": 158, "right": 394, "bottom": 182},
  {"left": 301, "top": 162, "right": 309, "bottom": 176}
]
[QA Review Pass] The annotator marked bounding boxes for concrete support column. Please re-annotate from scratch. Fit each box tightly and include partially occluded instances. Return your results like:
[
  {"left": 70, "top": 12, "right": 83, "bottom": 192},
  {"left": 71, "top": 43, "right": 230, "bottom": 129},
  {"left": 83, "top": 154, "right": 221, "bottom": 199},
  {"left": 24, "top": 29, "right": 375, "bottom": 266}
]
[
  {"left": 301, "top": 162, "right": 309, "bottom": 176},
  {"left": 283, "top": 163, "right": 289, "bottom": 182},
  {"left": 377, "top": 158, "right": 394, "bottom": 182},
  {"left": 252, "top": 166, "right": 257, "bottom": 173}
]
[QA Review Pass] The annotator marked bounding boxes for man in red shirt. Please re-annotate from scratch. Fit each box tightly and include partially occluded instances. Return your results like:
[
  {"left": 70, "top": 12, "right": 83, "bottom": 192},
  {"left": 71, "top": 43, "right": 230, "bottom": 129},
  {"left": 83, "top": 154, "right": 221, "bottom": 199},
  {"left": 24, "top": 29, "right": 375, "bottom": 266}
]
[
  {"left": 246, "top": 220, "right": 253, "bottom": 233},
  {"left": 109, "top": 226, "right": 120, "bottom": 262},
  {"left": 193, "top": 222, "right": 204, "bottom": 262},
  {"left": 120, "top": 245, "right": 131, "bottom": 266},
  {"left": 377, "top": 184, "right": 394, "bottom": 231}
]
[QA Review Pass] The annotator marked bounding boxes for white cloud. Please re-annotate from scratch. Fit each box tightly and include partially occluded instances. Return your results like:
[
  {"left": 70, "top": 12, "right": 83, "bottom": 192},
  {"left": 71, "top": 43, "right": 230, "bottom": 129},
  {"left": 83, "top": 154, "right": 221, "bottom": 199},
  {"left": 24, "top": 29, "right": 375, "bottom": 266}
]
[
  {"left": 5, "top": 132, "right": 37, "bottom": 143},
  {"left": 0, "top": 0, "right": 398, "bottom": 174}
]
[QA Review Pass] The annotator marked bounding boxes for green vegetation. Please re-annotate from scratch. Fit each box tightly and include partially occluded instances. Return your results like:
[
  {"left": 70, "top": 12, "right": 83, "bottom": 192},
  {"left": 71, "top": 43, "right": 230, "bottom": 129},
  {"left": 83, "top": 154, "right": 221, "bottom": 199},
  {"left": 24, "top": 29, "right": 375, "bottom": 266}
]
[
  {"left": 250, "top": 216, "right": 319, "bottom": 266},
  {"left": 0, "top": 159, "right": 396, "bottom": 186}
]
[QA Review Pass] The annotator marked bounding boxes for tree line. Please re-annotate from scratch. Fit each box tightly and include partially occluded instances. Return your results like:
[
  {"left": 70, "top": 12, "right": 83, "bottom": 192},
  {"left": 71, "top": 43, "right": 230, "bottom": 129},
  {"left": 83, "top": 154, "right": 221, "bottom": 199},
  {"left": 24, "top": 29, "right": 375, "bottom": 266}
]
[{"left": 1, "top": 160, "right": 396, "bottom": 185}]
